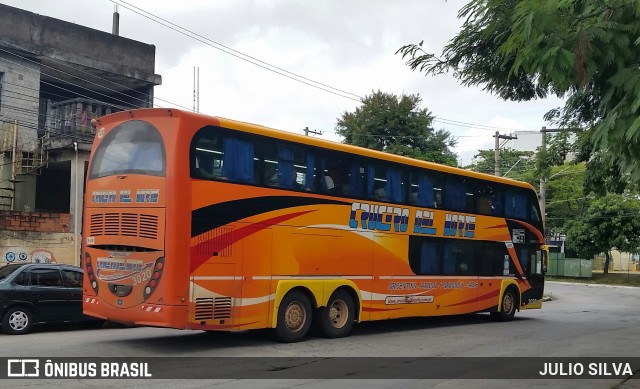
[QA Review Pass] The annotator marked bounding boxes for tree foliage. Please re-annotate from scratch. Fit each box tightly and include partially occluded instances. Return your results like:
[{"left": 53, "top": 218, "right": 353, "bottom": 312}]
[
  {"left": 397, "top": 0, "right": 640, "bottom": 182},
  {"left": 466, "top": 147, "right": 534, "bottom": 180},
  {"left": 336, "top": 90, "right": 458, "bottom": 166},
  {"left": 565, "top": 194, "right": 640, "bottom": 273},
  {"left": 544, "top": 163, "right": 589, "bottom": 238}
]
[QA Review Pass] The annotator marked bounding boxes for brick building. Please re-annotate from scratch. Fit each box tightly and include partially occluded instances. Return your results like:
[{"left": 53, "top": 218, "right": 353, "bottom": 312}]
[{"left": 0, "top": 4, "right": 161, "bottom": 265}]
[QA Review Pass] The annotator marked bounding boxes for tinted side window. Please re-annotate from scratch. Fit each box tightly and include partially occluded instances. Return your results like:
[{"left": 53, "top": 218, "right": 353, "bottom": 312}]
[
  {"left": 321, "top": 155, "right": 350, "bottom": 197},
  {"left": 30, "top": 268, "right": 63, "bottom": 287},
  {"left": 409, "top": 172, "right": 438, "bottom": 208},
  {"left": 443, "top": 176, "right": 468, "bottom": 212},
  {"left": 409, "top": 237, "right": 510, "bottom": 276},
  {"left": 192, "top": 133, "right": 224, "bottom": 179},
  {"left": 367, "top": 164, "right": 388, "bottom": 201},
  {"left": 191, "top": 127, "right": 255, "bottom": 183},
  {"left": 505, "top": 189, "right": 528, "bottom": 219},
  {"left": 62, "top": 269, "right": 83, "bottom": 287},
  {"left": 472, "top": 181, "right": 503, "bottom": 216},
  {"left": 12, "top": 270, "right": 27, "bottom": 286},
  {"left": 261, "top": 142, "right": 307, "bottom": 190}
]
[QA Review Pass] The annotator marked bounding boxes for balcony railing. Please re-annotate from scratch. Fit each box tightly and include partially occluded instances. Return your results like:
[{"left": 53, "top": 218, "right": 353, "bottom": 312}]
[{"left": 41, "top": 98, "right": 124, "bottom": 141}]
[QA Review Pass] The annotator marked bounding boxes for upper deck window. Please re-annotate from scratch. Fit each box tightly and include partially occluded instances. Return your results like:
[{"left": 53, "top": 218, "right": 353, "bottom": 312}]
[{"left": 89, "top": 120, "right": 166, "bottom": 179}]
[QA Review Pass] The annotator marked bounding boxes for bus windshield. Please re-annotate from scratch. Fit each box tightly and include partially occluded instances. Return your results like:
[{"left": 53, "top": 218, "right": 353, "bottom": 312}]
[{"left": 89, "top": 120, "right": 166, "bottom": 179}]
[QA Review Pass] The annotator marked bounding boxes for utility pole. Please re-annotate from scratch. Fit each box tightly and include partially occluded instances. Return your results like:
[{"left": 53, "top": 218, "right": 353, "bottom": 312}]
[
  {"left": 539, "top": 126, "right": 563, "bottom": 228},
  {"left": 494, "top": 131, "right": 517, "bottom": 176},
  {"left": 303, "top": 127, "right": 322, "bottom": 136}
]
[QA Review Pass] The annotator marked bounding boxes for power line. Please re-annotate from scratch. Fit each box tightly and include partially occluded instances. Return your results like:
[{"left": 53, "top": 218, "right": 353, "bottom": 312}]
[
  {"left": 0, "top": 3, "right": 554, "bottom": 143},
  {"left": 0, "top": 54, "right": 143, "bottom": 109},
  {"left": 110, "top": 0, "right": 362, "bottom": 102},
  {"left": 0, "top": 44, "right": 156, "bottom": 108},
  {"left": 108, "top": 1, "right": 540, "bottom": 134},
  {"left": 0, "top": 38, "right": 193, "bottom": 111}
]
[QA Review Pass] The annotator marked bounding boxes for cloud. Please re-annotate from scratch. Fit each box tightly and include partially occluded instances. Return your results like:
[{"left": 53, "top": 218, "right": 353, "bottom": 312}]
[{"left": 3, "top": 0, "right": 565, "bottom": 168}]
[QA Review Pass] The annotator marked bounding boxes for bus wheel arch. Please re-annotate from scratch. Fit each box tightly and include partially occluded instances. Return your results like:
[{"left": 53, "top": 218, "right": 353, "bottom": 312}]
[
  {"left": 274, "top": 288, "right": 314, "bottom": 343},
  {"left": 491, "top": 285, "right": 519, "bottom": 322},
  {"left": 316, "top": 287, "right": 358, "bottom": 338}
]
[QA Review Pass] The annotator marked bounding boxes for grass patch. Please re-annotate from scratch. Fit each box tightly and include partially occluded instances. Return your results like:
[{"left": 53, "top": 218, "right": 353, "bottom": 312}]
[{"left": 546, "top": 271, "right": 640, "bottom": 287}]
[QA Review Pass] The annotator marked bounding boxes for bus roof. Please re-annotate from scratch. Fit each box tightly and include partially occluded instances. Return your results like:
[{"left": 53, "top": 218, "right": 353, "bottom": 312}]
[{"left": 96, "top": 108, "right": 537, "bottom": 191}]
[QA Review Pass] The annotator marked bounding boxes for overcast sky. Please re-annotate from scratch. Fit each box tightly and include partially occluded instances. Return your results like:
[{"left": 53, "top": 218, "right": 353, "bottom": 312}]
[{"left": 4, "top": 0, "right": 565, "bottom": 165}]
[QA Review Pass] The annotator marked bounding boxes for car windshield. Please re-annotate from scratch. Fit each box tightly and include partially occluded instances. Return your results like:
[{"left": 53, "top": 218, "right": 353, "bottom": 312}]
[{"left": 0, "top": 265, "right": 23, "bottom": 281}]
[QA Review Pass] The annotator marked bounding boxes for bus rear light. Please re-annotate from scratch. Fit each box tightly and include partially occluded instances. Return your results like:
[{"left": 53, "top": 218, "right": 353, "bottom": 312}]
[
  {"left": 85, "top": 253, "right": 99, "bottom": 293},
  {"left": 143, "top": 257, "right": 165, "bottom": 301}
]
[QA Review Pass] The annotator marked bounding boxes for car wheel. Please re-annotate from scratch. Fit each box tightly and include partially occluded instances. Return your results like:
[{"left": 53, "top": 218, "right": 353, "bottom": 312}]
[{"left": 3, "top": 306, "right": 33, "bottom": 335}]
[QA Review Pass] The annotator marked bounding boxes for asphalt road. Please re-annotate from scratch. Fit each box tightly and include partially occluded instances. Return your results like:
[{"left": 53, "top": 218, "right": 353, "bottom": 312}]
[{"left": 0, "top": 281, "right": 638, "bottom": 388}]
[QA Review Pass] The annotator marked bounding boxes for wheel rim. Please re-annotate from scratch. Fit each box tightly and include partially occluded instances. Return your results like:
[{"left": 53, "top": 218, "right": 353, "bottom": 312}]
[
  {"left": 503, "top": 293, "right": 514, "bottom": 314},
  {"left": 284, "top": 301, "right": 306, "bottom": 332},
  {"left": 9, "top": 311, "right": 29, "bottom": 331},
  {"left": 328, "top": 299, "right": 348, "bottom": 329}
]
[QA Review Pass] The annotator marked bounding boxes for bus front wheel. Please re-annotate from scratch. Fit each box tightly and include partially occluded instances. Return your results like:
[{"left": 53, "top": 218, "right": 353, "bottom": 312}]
[
  {"left": 317, "top": 289, "right": 355, "bottom": 338},
  {"left": 275, "top": 290, "right": 312, "bottom": 343},
  {"left": 491, "top": 288, "right": 517, "bottom": 322}
]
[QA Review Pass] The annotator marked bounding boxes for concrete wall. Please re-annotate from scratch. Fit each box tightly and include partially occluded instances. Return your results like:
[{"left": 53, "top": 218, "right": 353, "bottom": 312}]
[
  {"left": 0, "top": 3, "right": 160, "bottom": 215},
  {"left": 594, "top": 251, "right": 638, "bottom": 272},
  {"left": 0, "top": 3, "right": 160, "bottom": 86},
  {"left": 0, "top": 52, "right": 40, "bottom": 152},
  {"left": 0, "top": 211, "right": 77, "bottom": 265}
]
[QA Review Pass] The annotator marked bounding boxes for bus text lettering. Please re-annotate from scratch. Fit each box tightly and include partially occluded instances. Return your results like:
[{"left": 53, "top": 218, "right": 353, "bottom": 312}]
[
  {"left": 349, "top": 202, "right": 409, "bottom": 232},
  {"left": 444, "top": 214, "right": 476, "bottom": 238}
]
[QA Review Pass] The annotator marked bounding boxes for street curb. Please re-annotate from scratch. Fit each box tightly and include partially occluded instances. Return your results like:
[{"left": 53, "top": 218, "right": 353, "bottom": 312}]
[{"left": 546, "top": 280, "right": 639, "bottom": 290}]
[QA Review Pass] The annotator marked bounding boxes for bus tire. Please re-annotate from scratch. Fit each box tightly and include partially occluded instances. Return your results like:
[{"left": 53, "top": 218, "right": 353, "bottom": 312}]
[
  {"left": 3, "top": 306, "right": 33, "bottom": 335},
  {"left": 317, "top": 289, "right": 355, "bottom": 338},
  {"left": 275, "top": 290, "right": 312, "bottom": 343},
  {"left": 491, "top": 288, "right": 517, "bottom": 322}
]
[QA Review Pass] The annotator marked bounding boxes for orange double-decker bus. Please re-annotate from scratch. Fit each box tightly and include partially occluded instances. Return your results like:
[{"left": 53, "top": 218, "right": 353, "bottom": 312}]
[{"left": 82, "top": 108, "right": 547, "bottom": 342}]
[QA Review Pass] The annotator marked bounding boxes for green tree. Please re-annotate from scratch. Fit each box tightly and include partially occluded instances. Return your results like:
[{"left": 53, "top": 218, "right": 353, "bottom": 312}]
[
  {"left": 466, "top": 147, "right": 534, "bottom": 180},
  {"left": 336, "top": 90, "right": 458, "bottom": 166},
  {"left": 565, "top": 194, "right": 640, "bottom": 274},
  {"left": 544, "top": 163, "right": 589, "bottom": 239},
  {"left": 397, "top": 0, "right": 640, "bottom": 181}
]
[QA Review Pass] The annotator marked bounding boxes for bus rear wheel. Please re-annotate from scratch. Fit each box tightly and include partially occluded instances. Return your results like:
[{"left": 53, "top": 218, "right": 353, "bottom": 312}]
[
  {"left": 317, "top": 289, "right": 355, "bottom": 338},
  {"left": 275, "top": 290, "right": 312, "bottom": 343},
  {"left": 491, "top": 288, "right": 517, "bottom": 322}
]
